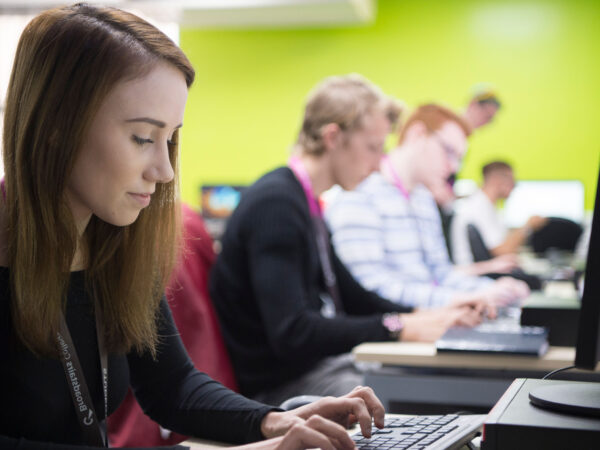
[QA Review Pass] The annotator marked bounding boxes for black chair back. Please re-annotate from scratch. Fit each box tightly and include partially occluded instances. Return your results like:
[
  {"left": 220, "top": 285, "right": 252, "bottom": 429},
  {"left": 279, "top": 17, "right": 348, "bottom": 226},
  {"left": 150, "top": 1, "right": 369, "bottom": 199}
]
[
  {"left": 530, "top": 217, "right": 583, "bottom": 255},
  {"left": 467, "top": 223, "right": 493, "bottom": 262}
]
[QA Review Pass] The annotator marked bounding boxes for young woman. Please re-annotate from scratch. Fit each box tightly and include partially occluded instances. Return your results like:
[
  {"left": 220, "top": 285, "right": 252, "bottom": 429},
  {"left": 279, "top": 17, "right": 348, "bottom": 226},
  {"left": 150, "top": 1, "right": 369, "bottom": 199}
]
[{"left": 0, "top": 4, "right": 385, "bottom": 449}]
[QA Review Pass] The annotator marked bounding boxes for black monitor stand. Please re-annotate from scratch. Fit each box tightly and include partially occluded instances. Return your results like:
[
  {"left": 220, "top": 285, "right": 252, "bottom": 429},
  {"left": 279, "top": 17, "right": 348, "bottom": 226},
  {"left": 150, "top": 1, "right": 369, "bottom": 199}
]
[{"left": 529, "top": 383, "right": 600, "bottom": 417}]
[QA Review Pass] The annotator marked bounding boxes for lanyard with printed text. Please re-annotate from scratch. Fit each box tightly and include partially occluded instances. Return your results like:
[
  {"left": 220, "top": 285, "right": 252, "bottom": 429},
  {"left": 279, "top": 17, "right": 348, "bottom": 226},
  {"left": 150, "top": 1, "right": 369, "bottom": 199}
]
[
  {"left": 57, "top": 301, "right": 108, "bottom": 447},
  {"left": 289, "top": 156, "right": 344, "bottom": 314}
]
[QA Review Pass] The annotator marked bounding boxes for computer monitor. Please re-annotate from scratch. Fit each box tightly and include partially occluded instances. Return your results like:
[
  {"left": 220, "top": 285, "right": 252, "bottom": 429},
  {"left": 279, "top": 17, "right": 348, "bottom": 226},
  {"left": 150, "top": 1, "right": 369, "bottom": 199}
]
[
  {"left": 200, "top": 184, "right": 245, "bottom": 239},
  {"left": 502, "top": 180, "right": 585, "bottom": 228},
  {"left": 528, "top": 167, "right": 600, "bottom": 417}
]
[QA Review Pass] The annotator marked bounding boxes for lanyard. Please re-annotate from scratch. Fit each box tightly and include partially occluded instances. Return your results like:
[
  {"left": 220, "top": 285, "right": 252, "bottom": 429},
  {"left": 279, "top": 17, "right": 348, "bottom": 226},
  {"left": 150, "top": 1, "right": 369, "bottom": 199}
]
[
  {"left": 288, "top": 155, "right": 322, "bottom": 217},
  {"left": 57, "top": 300, "right": 108, "bottom": 447},
  {"left": 382, "top": 155, "right": 439, "bottom": 286},
  {"left": 288, "top": 157, "right": 344, "bottom": 314},
  {"left": 3, "top": 179, "right": 109, "bottom": 445},
  {"left": 382, "top": 155, "right": 410, "bottom": 199}
]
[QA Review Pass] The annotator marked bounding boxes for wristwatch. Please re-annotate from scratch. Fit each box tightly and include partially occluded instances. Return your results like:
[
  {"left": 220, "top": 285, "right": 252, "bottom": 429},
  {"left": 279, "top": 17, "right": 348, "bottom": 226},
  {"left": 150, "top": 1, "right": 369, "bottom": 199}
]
[{"left": 382, "top": 313, "right": 404, "bottom": 340}]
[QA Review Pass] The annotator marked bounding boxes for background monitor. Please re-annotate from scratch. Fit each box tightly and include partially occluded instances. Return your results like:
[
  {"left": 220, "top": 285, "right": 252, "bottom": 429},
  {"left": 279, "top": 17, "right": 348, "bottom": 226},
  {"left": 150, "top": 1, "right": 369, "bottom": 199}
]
[
  {"left": 200, "top": 184, "right": 245, "bottom": 240},
  {"left": 502, "top": 180, "right": 585, "bottom": 228},
  {"left": 528, "top": 167, "right": 600, "bottom": 417}
]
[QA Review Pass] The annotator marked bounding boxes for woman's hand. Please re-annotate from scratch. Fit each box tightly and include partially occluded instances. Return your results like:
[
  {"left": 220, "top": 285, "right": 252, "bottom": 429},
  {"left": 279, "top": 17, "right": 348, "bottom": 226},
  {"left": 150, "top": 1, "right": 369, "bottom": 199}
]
[
  {"left": 293, "top": 386, "right": 385, "bottom": 436},
  {"left": 236, "top": 386, "right": 385, "bottom": 449},
  {"left": 191, "top": 415, "right": 355, "bottom": 450},
  {"left": 272, "top": 415, "right": 356, "bottom": 449},
  {"left": 261, "top": 386, "right": 384, "bottom": 440}
]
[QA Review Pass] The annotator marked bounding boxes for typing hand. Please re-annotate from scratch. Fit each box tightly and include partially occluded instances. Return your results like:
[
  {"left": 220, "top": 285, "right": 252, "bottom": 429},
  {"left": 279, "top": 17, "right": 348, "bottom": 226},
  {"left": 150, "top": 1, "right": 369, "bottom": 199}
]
[
  {"left": 257, "top": 386, "right": 385, "bottom": 449},
  {"left": 486, "top": 277, "right": 530, "bottom": 306},
  {"left": 220, "top": 415, "right": 356, "bottom": 450},
  {"left": 293, "top": 386, "right": 385, "bottom": 436},
  {"left": 485, "top": 254, "right": 520, "bottom": 274},
  {"left": 449, "top": 292, "right": 496, "bottom": 319},
  {"left": 272, "top": 415, "right": 356, "bottom": 450},
  {"left": 400, "top": 307, "right": 482, "bottom": 342}
]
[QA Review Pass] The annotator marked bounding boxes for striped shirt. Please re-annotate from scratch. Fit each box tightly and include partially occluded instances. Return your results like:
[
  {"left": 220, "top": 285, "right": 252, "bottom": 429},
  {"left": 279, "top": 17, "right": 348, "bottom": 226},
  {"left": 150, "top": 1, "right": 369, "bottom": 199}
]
[{"left": 325, "top": 172, "right": 492, "bottom": 308}]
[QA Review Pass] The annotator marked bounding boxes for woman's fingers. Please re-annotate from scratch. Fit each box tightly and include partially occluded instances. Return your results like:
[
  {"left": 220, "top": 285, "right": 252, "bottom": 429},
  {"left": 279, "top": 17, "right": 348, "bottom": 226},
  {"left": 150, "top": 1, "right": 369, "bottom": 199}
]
[
  {"left": 297, "top": 388, "right": 386, "bottom": 435},
  {"left": 279, "top": 423, "right": 335, "bottom": 450},
  {"left": 346, "top": 386, "right": 385, "bottom": 430},
  {"left": 277, "top": 416, "right": 356, "bottom": 450},
  {"left": 305, "top": 415, "right": 356, "bottom": 449}
]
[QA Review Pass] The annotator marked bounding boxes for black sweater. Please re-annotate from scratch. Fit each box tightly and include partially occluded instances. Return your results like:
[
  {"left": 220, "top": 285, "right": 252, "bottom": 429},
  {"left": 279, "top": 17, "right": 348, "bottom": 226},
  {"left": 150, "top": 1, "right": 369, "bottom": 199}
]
[
  {"left": 210, "top": 167, "right": 413, "bottom": 397},
  {"left": 0, "top": 267, "right": 274, "bottom": 449}
]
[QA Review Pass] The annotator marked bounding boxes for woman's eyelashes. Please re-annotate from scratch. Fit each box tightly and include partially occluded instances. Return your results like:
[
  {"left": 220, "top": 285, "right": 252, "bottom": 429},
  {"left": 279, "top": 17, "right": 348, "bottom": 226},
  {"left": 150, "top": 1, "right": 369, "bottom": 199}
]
[
  {"left": 132, "top": 134, "right": 176, "bottom": 147},
  {"left": 132, "top": 135, "right": 153, "bottom": 146}
]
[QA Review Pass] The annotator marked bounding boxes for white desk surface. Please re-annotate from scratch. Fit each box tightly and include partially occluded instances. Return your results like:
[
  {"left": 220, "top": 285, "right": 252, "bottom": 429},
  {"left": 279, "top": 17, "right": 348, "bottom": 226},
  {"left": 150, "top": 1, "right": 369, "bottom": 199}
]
[
  {"left": 352, "top": 342, "right": 591, "bottom": 372},
  {"left": 352, "top": 279, "right": 591, "bottom": 373}
]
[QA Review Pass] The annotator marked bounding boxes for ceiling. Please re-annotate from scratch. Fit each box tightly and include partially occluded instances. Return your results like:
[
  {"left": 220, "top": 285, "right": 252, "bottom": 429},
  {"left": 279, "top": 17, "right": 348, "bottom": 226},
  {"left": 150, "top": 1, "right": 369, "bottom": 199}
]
[{"left": 0, "top": 0, "right": 377, "bottom": 28}]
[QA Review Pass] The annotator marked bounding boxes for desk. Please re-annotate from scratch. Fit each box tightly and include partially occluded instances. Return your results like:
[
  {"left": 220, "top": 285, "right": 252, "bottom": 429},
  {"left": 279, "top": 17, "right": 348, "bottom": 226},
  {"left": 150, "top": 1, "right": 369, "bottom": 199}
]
[
  {"left": 518, "top": 250, "right": 582, "bottom": 277},
  {"left": 352, "top": 342, "right": 600, "bottom": 415}
]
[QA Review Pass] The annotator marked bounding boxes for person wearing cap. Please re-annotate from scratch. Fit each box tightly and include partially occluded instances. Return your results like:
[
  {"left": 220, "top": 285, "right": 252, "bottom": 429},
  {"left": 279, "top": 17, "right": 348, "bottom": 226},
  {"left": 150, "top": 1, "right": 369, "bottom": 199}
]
[{"left": 463, "top": 88, "right": 501, "bottom": 131}]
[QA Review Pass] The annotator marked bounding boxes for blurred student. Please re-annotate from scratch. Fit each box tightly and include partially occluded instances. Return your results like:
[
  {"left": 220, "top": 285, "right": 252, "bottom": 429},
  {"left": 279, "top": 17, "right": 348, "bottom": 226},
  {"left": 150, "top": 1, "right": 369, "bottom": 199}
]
[
  {"left": 431, "top": 88, "right": 501, "bottom": 211},
  {"left": 463, "top": 87, "right": 501, "bottom": 132},
  {"left": 326, "top": 104, "right": 530, "bottom": 311},
  {"left": 1, "top": 5, "right": 394, "bottom": 449},
  {"left": 434, "top": 89, "right": 506, "bottom": 268},
  {"left": 451, "top": 161, "right": 547, "bottom": 265},
  {"left": 210, "top": 76, "right": 484, "bottom": 407}
]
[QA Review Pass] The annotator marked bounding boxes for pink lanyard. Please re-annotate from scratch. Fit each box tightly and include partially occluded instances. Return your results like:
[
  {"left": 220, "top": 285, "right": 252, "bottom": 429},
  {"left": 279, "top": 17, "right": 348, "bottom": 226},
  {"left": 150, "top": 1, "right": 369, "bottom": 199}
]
[
  {"left": 288, "top": 155, "right": 322, "bottom": 218},
  {"left": 288, "top": 156, "right": 344, "bottom": 314},
  {"left": 382, "top": 156, "right": 440, "bottom": 286},
  {"left": 382, "top": 155, "right": 410, "bottom": 200}
]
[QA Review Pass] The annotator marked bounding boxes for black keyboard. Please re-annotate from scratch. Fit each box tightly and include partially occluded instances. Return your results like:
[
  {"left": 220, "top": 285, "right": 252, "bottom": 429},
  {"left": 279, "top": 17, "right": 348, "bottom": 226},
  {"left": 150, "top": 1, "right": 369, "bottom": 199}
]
[{"left": 352, "top": 414, "right": 462, "bottom": 449}]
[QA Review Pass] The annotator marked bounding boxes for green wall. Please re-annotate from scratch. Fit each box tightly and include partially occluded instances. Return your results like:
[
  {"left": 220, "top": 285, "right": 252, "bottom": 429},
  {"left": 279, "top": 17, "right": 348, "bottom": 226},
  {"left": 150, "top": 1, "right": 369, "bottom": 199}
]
[{"left": 180, "top": 0, "right": 600, "bottom": 210}]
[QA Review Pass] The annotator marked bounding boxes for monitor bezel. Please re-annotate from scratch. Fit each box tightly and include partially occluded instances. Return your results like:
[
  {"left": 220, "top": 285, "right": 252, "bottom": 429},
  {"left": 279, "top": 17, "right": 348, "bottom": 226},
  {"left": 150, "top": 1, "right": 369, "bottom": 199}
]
[{"left": 574, "top": 168, "right": 600, "bottom": 370}]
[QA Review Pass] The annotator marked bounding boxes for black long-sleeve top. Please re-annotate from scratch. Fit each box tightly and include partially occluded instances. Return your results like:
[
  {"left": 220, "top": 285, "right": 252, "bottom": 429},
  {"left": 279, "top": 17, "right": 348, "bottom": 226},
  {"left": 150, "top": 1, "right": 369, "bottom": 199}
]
[
  {"left": 0, "top": 267, "right": 274, "bottom": 449},
  {"left": 209, "top": 167, "right": 413, "bottom": 397}
]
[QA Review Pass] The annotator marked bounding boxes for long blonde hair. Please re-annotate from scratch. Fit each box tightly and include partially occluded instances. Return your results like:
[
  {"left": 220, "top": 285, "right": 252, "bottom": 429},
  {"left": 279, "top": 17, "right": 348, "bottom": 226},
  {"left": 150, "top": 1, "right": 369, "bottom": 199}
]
[{"left": 2, "top": 3, "right": 195, "bottom": 356}]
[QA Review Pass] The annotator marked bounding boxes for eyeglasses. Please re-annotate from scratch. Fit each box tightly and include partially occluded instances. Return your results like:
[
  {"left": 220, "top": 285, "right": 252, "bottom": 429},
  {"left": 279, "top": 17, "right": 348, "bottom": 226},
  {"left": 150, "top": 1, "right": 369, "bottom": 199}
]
[{"left": 431, "top": 132, "right": 464, "bottom": 167}]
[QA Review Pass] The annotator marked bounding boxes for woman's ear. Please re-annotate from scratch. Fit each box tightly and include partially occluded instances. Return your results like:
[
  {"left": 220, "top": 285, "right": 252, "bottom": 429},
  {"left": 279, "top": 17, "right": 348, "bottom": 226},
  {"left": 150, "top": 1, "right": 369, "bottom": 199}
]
[{"left": 321, "top": 123, "right": 342, "bottom": 153}]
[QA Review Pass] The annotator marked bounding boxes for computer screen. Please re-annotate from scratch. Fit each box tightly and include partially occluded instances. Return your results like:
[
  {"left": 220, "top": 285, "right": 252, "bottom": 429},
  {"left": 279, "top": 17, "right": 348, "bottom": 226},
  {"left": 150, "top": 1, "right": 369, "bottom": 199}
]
[
  {"left": 200, "top": 184, "right": 244, "bottom": 219},
  {"left": 575, "top": 170, "right": 600, "bottom": 369},
  {"left": 502, "top": 180, "right": 585, "bottom": 228},
  {"left": 200, "top": 184, "right": 245, "bottom": 240},
  {"left": 528, "top": 167, "right": 600, "bottom": 417}
]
